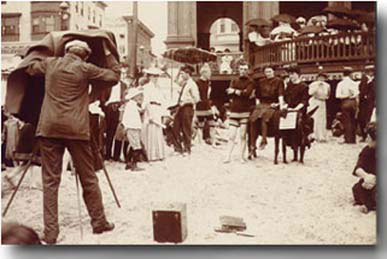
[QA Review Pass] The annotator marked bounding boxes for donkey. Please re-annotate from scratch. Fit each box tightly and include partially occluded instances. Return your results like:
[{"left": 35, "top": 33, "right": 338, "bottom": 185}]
[{"left": 275, "top": 106, "right": 319, "bottom": 164}]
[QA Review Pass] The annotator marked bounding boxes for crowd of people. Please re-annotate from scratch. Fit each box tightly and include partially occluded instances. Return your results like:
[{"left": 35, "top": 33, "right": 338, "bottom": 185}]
[{"left": 1, "top": 37, "right": 377, "bottom": 245}]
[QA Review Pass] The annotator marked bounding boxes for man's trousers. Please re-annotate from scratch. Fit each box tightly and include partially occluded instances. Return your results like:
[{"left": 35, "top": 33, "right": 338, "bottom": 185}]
[
  {"left": 103, "top": 104, "right": 120, "bottom": 160},
  {"left": 39, "top": 137, "right": 108, "bottom": 242},
  {"left": 341, "top": 99, "right": 357, "bottom": 143},
  {"left": 173, "top": 104, "right": 194, "bottom": 154}
]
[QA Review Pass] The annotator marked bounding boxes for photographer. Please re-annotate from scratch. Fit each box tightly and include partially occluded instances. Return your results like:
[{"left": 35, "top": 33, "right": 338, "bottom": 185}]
[{"left": 25, "top": 40, "right": 120, "bottom": 244}]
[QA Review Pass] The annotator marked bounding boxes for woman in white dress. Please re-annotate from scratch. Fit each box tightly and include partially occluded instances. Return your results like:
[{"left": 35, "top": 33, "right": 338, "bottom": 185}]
[
  {"left": 308, "top": 73, "right": 331, "bottom": 142},
  {"left": 141, "top": 68, "right": 166, "bottom": 161}
]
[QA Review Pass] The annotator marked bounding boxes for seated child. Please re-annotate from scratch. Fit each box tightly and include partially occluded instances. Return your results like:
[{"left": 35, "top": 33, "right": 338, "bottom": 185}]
[
  {"left": 352, "top": 123, "right": 377, "bottom": 213},
  {"left": 122, "top": 88, "right": 145, "bottom": 171},
  {"left": 332, "top": 112, "right": 344, "bottom": 137}
]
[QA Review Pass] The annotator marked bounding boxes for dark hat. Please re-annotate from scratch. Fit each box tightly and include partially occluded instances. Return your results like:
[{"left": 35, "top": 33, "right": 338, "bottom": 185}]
[
  {"left": 287, "top": 66, "right": 300, "bottom": 74},
  {"left": 181, "top": 65, "right": 195, "bottom": 75}
]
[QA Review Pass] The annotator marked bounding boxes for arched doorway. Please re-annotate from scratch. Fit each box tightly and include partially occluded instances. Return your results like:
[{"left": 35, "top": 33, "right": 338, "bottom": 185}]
[
  {"left": 196, "top": 1, "right": 243, "bottom": 51},
  {"left": 209, "top": 18, "right": 241, "bottom": 52}
]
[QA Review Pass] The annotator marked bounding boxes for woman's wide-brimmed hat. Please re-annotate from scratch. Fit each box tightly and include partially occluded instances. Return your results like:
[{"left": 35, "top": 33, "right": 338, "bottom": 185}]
[
  {"left": 143, "top": 67, "right": 163, "bottom": 76},
  {"left": 126, "top": 87, "right": 143, "bottom": 100}
]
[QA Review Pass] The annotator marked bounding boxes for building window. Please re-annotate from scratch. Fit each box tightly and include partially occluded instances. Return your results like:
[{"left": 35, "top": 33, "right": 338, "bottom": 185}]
[
  {"left": 93, "top": 10, "right": 96, "bottom": 23},
  {"left": 220, "top": 24, "right": 225, "bottom": 33},
  {"left": 80, "top": 2, "right": 84, "bottom": 16},
  {"left": 75, "top": 2, "right": 78, "bottom": 13},
  {"left": 88, "top": 7, "right": 91, "bottom": 20},
  {"left": 99, "top": 15, "right": 102, "bottom": 27},
  {"left": 32, "top": 15, "right": 57, "bottom": 33},
  {"left": 1, "top": 16, "right": 19, "bottom": 36},
  {"left": 219, "top": 19, "right": 226, "bottom": 33}
]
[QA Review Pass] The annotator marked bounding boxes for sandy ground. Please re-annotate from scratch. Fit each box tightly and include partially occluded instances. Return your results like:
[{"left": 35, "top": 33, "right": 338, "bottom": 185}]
[{"left": 1, "top": 133, "right": 376, "bottom": 245}]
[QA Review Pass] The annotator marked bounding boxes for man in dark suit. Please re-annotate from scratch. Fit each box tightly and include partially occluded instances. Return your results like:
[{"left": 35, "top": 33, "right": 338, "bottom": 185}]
[
  {"left": 358, "top": 65, "right": 375, "bottom": 142},
  {"left": 26, "top": 40, "right": 120, "bottom": 244}
]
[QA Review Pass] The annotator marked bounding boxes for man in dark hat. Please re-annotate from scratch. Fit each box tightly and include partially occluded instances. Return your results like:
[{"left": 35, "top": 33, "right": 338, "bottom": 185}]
[
  {"left": 173, "top": 65, "right": 200, "bottom": 155},
  {"left": 25, "top": 39, "right": 120, "bottom": 244},
  {"left": 335, "top": 66, "right": 360, "bottom": 144},
  {"left": 358, "top": 64, "right": 375, "bottom": 142}
]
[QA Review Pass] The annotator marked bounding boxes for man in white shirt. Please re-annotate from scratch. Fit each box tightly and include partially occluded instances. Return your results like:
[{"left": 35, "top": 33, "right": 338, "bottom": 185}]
[
  {"left": 335, "top": 67, "right": 360, "bottom": 144},
  {"left": 173, "top": 65, "right": 200, "bottom": 155}
]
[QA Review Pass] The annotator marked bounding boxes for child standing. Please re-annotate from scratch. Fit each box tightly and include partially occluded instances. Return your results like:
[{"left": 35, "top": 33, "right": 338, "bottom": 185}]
[{"left": 122, "top": 88, "right": 145, "bottom": 171}]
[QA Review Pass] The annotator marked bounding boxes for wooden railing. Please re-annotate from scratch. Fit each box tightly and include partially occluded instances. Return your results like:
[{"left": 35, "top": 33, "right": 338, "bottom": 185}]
[{"left": 251, "top": 31, "right": 375, "bottom": 69}]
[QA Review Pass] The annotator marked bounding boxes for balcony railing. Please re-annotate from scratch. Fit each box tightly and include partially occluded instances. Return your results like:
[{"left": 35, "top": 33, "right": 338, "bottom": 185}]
[{"left": 250, "top": 31, "right": 375, "bottom": 70}]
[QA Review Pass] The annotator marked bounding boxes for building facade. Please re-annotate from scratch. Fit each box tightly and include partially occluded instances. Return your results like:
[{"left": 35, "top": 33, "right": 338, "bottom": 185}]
[
  {"left": 165, "top": 1, "right": 375, "bottom": 51},
  {"left": 1, "top": 1, "right": 107, "bottom": 55},
  {"left": 103, "top": 15, "right": 155, "bottom": 69},
  {"left": 123, "top": 15, "right": 155, "bottom": 69}
]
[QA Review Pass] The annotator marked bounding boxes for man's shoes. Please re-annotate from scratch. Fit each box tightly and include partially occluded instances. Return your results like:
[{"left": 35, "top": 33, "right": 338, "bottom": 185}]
[
  {"left": 125, "top": 163, "right": 132, "bottom": 170},
  {"left": 93, "top": 222, "right": 115, "bottom": 234}
]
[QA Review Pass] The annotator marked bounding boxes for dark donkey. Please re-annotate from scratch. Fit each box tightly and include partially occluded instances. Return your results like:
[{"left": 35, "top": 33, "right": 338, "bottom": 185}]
[
  {"left": 275, "top": 106, "right": 319, "bottom": 164},
  {"left": 248, "top": 106, "right": 318, "bottom": 164}
]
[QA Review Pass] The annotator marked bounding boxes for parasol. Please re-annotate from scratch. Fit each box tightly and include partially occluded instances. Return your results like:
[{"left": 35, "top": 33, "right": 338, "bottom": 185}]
[
  {"left": 321, "top": 6, "right": 351, "bottom": 18},
  {"left": 327, "top": 18, "right": 360, "bottom": 31},
  {"left": 271, "top": 14, "right": 296, "bottom": 24},
  {"left": 245, "top": 18, "right": 271, "bottom": 28},
  {"left": 5, "top": 29, "right": 120, "bottom": 125},
  {"left": 162, "top": 47, "right": 217, "bottom": 64}
]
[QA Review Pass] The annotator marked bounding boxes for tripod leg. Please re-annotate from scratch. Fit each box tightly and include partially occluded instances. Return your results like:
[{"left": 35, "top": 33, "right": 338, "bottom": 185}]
[
  {"left": 97, "top": 152, "right": 121, "bottom": 208},
  {"left": 2, "top": 160, "right": 32, "bottom": 217},
  {"left": 72, "top": 161, "right": 83, "bottom": 240}
]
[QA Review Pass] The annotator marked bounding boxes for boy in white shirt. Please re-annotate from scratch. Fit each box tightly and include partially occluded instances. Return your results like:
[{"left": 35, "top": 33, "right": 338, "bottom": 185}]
[{"left": 122, "top": 88, "right": 144, "bottom": 171}]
